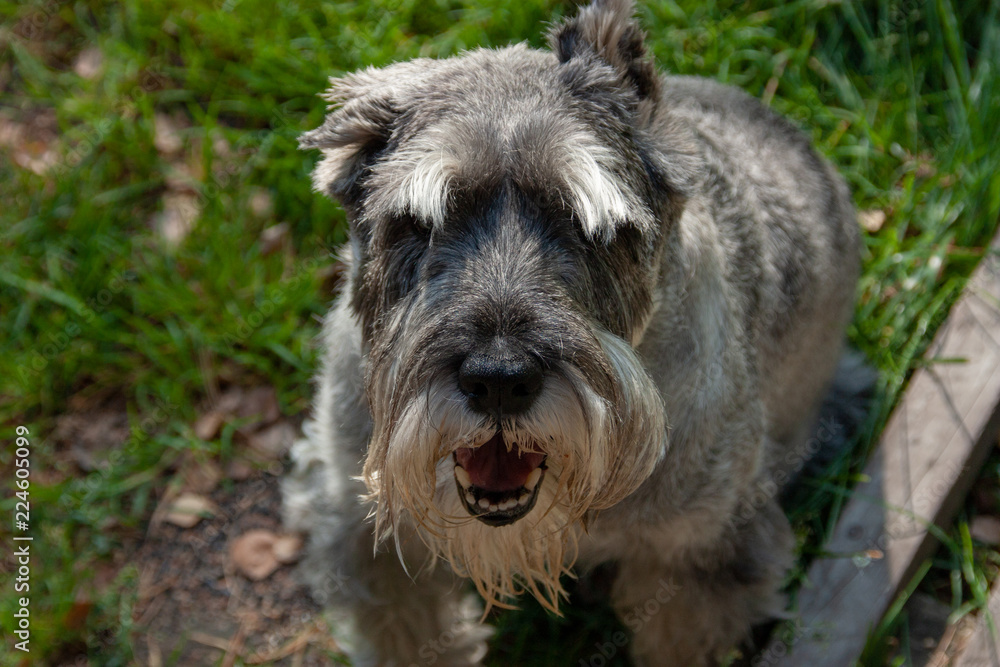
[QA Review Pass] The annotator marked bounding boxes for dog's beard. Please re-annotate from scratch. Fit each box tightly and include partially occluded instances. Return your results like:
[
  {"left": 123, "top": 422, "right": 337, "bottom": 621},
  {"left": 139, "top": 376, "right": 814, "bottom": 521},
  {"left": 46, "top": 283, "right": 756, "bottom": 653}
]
[{"left": 362, "top": 329, "right": 666, "bottom": 611}]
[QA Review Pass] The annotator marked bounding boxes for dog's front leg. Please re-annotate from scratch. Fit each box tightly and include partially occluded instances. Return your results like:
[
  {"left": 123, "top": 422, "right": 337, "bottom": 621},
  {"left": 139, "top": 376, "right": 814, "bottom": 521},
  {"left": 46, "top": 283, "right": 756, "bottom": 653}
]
[
  {"left": 286, "top": 431, "right": 492, "bottom": 667},
  {"left": 305, "top": 510, "right": 490, "bottom": 667},
  {"left": 610, "top": 496, "right": 793, "bottom": 667}
]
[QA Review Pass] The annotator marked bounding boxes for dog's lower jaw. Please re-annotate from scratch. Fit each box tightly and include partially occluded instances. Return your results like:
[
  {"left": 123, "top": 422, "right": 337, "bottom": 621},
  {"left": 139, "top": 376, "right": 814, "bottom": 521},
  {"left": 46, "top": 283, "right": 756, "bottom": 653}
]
[{"left": 454, "top": 461, "right": 547, "bottom": 527}]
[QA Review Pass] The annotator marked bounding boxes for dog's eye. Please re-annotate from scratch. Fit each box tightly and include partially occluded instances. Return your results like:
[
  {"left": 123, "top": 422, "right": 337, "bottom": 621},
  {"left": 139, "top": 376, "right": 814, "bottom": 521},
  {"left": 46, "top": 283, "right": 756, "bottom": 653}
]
[
  {"left": 391, "top": 213, "right": 432, "bottom": 241},
  {"left": 522, "top": 189, "right": 578, "bottom": 240},
  {"left": 413, "top": 218, "right": 433, "bottom": 239}
]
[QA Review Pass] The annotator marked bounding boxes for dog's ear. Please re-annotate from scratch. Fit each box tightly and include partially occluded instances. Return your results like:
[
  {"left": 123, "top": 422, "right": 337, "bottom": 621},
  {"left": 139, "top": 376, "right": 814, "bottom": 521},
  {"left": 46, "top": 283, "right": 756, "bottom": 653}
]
[
  {"left": 299, "top": 78, "right": 392, "bottom": 201},
  {"left": 550, "top": 0, "right": 659, "bottom": 116},
  {"left": 300, "top": 61, "right": 440, "bottom": 203}
]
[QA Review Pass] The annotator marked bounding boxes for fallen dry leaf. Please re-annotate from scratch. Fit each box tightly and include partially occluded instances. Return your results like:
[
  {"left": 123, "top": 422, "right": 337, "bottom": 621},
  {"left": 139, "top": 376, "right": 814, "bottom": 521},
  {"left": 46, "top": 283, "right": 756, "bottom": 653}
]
[
  {"left": 237, "top": 386, "right": 281, "bottom": 423},
  {"left": 858, "top": 208, "right": 886, "bottom": 233},
  {"left": 147, "top": 637, "right": 163, "bottom": 667},
  {"left": 212, "top": 132, "right": 232, "bottom": 158},
  {"left": 970, "top": 515, "right": 1000, "bottom": 545},
  {"left": 163, "top": 160, "right": 202, "bottom": 194},
  {"left": 178, "top": 457, "right": 223, "bottom": 495},
  {"left": 153, "top": 112, "right": 184, "bottom": 156},
  {"left": 163, "top": 493, "right": 216, "bottom": 528},
  {"left": 0, "top": 109, "right": 60, "bottom": 175},
  {"left": 73, "top": 47, "right": 104, "bottom": 80},
  {"left": 194, "top": 410, "right": 226, "bottom": 441},
  {"left": 230, "top": 530, "right": 280, "bottom": 581},
  {"left": 272, "top": 534, "right": 304, "bottom": 565},
  {"left": 13, "top": 138, "right": 60, "bottom": 174},
  {"left": 54, "top": 407, "right": 130, "bottom": 472},
  {"left": 0, "top": 116, "right": 25, "bottom": 149},
  {"left": 259, "top": 222, "right": 289, "bottom": 257},
  {"left": 63, "top": 597, "right": 93, "bottom": 631},
  {"left": 154, "top": 192, "right": 200, "bottom": 247},
  {"left": 194, "top": 385, "right": 282, "bottom": 447},
  {"left": 248, "top": 421, "right": 295, "bottom": 460},
  {"left": 215, "top": 387, "right": 246, "bottom": 414},
  {"left": 248, "top": 187, "right": 274, "bottom": 218},
  {"left": 226, "top": 457, "right": 256, "bottom": 481}
]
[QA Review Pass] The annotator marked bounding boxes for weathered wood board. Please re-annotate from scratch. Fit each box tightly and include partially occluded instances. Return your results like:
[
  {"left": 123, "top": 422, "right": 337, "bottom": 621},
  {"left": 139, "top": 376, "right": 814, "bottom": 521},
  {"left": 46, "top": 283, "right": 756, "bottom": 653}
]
[{"left": 762, "top": 232, "right": 1000, "bottom": 667}]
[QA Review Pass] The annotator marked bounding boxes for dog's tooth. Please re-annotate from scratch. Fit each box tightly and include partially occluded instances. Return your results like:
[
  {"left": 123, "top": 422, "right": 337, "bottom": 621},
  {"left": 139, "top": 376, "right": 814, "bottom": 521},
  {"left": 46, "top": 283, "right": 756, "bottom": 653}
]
[
  {"left": 488, "top": 503, "right": 498, "bottom": 512},
  {"left": 454, "top": 465, "right": 471, "bottom": 489},
  {"left": 500, "top": 498, "right": 515, "bottom": 511},
  {"left": 524, "top": 468, "right": 542, "bottom": 491},
  {"left": 465, "top": 492, "right": 476, "bottom": 506},
  {"left": 478, "top": 498, "right": 490, "bottom": 510},
  {"left": 516, "top": 494, "right": 530, "bottom": 507}
]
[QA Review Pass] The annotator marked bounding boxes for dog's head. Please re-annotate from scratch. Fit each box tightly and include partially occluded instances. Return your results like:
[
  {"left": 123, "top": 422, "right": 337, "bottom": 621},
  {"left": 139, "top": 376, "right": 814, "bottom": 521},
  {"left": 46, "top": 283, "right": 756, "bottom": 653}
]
[{"left": 301, "top": 0, "right": 698, "bottom": 609}]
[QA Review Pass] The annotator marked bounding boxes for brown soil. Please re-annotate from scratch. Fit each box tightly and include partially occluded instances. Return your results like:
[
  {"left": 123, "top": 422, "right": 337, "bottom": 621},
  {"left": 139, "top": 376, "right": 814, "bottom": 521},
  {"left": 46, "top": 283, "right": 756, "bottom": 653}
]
[{"left": 130, "top": 472, "right": 340, "bottom": 666}]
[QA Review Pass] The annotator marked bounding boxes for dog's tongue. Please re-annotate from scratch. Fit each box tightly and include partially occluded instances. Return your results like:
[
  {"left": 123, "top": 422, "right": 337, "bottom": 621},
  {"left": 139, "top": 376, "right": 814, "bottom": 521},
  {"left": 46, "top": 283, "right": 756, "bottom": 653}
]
[{"left": 454, "top": 433, "right": 545, "bottom": 492}]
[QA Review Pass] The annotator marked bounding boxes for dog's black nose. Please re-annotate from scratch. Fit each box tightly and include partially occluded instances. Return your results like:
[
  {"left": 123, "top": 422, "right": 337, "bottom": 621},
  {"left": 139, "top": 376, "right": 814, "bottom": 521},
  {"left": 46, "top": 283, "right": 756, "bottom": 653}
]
[{"left": 459, "top": 343, "right": 543, "bottom": 416}]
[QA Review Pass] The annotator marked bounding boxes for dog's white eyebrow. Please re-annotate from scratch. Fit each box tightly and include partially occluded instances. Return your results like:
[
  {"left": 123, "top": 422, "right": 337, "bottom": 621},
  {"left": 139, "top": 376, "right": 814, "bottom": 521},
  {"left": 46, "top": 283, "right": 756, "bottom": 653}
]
[
  {"left": 559, "top": 134, "right": 652, "bottom": 240},
  {"left": 367, "top": 126, "right": 460, "bottom": 227},
  {"left": 392, "top": 149, "right": 456, "bottom": 227},
  {"left": 367, "top": 124, "right": 652, "bottom": 238}
]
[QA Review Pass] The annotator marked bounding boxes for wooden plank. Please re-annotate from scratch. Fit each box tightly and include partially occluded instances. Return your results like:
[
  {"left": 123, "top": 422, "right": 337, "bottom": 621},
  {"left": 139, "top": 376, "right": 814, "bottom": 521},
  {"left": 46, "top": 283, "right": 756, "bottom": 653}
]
[{"left": 762, "top": 232, "right": 1000, "bottom": 667}]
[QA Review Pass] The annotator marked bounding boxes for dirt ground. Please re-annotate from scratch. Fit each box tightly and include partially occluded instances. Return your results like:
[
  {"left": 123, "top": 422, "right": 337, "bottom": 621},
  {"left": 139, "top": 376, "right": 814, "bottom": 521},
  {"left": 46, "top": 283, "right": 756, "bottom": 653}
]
[
  {"left": 131, "top": 471, "right": 338, "bottom": 666},
  {"left": 46, "top": 386, "right": 343, "bottom": 667}
]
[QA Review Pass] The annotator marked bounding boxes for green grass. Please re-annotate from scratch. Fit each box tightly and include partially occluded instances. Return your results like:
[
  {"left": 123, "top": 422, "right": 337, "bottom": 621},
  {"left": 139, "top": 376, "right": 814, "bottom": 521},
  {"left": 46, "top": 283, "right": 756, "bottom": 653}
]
[{"left": 1, "top": 0, "right": 998, "bottom": 664}]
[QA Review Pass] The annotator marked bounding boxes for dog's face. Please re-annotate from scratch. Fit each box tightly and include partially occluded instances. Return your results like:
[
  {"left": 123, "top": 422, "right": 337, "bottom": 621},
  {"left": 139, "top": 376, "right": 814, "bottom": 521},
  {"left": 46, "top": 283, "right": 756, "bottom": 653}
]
[{"left": 302, "top": 1, "right": 698, "bottom": 608}]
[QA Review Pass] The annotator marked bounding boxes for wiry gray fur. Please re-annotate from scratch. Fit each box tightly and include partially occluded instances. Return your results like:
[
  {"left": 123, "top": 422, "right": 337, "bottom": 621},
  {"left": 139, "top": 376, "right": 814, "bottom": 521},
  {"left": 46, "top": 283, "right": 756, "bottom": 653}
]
[{"left": 283, "top": 0, "right": 862, "bottom": 664}]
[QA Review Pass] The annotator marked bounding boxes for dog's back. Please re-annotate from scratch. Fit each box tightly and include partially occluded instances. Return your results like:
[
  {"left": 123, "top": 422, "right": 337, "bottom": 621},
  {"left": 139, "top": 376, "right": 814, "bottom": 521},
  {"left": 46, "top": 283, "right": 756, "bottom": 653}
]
[{"left": 659, "top": 74, "right": 860, "bottom": 470}]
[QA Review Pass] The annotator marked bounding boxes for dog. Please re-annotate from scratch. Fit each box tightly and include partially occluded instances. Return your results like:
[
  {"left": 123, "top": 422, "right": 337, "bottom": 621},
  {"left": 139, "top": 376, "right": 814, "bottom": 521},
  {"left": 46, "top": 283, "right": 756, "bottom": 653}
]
[{"left": 283, "top": 0, "right": 861, "bottom": 664}]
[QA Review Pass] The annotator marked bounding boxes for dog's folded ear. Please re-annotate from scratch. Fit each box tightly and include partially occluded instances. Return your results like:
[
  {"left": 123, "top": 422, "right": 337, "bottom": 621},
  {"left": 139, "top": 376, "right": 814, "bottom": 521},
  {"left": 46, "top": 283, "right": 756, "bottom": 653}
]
[
  {"left": 298, "top": 86, "right": 392, "bottom": 201},
  {"left": 299, "top": 61, "right": 441, "bottom": 202},
  {"left": 550, "top": 0, "right": 659, "bottom": 110}
]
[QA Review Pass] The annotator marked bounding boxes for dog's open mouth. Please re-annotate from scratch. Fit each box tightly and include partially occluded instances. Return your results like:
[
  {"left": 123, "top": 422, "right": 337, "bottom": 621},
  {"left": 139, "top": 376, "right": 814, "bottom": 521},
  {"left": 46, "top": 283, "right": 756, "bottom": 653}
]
[{"left": 453, "top": 432, "right": 546, "bottom": 526}]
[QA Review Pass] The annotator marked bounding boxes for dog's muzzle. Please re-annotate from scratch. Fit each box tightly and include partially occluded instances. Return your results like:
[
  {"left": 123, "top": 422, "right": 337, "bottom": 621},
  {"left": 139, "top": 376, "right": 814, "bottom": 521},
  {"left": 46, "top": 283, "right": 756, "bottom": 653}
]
[{"left": 453, "top": 432, "right": 547, "bottom": 526}]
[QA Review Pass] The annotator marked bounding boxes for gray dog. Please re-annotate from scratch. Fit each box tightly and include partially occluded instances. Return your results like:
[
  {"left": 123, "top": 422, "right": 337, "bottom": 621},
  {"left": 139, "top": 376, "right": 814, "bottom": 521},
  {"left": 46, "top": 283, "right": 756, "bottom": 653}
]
[{"left": 283, "top": 0, "right": 861, "bottom": 664}]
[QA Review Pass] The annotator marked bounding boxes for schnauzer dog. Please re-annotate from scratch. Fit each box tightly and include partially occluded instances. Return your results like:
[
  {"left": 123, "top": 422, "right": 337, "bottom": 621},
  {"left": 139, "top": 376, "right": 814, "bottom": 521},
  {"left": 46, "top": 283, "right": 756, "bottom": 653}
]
[{"left": 283, "top": 0, "right": 861, "bottom": 664}]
